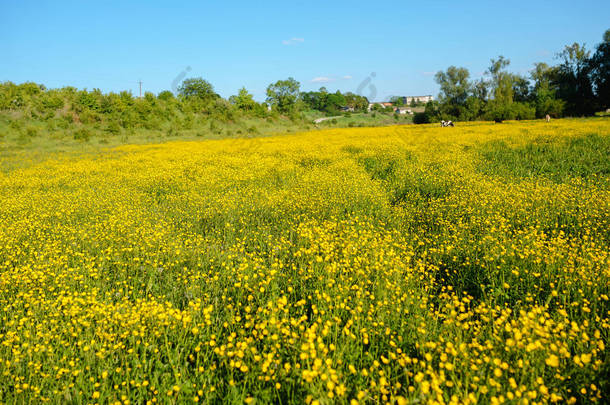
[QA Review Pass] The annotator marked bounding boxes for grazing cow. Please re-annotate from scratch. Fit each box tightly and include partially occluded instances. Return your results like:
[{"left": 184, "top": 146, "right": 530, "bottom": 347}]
[
  {"left": 545, "top": 114, "right": 551, "bottom": 122},
  {"left": 441, "top": 120, "right": 455, "bottom": 127}
]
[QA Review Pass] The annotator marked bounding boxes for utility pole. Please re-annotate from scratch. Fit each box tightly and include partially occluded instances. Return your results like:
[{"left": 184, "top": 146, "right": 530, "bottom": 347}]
[{"left": 138, "top": 80, "right": 142, "bottom": 98}]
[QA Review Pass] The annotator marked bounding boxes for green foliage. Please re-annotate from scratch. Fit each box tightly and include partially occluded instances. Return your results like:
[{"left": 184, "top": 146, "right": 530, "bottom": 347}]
[
  {"left": 413, "top": 112, "right": 430, "bottom": 124},
  {"left": 590, "top": 30, "right": 610, "bottom": 109},
  {"left": 73, "top": 128, "right": 92, "bottom": 141},
  {"left": 105, "top": 121, "right": 121, "bottom": 135},
  {"left": 479, "top": 133, "right": 610, "bottom": 182},
  {"left": 487, "top": 56, "right": 514, "bottom": 105},
  {"left": 554, "top": 43, "right": 597, "bottom": 116},
  {"left": 25, "top": 126, "right": 38, "bottom": 138},
  {"left": 435, "top": 66, "right": 471, "bottom": 106},
  {"left": 229, "top": 87, "right": 259, "bottom": 112},
  {"left": 266, "top": 77, "right": 301, "bottom": 113},
  {"left": 178, "top": 77, "right": 218, "bottom": 101},
  {"left": 157, "top": 90, "right": 174, "bottom": 101},
  {"left": 425, "top": 29, "right": 610, "bottom": 123}
]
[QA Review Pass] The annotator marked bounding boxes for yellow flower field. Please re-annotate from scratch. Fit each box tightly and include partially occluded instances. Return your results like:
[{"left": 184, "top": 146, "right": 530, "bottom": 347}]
[{"left": 0, "top": 119, "right": 609, "bottom": 404}]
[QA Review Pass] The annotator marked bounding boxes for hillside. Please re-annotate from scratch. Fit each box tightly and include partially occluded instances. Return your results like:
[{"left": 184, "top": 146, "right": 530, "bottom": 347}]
[{"left": 0, "top": 82, "right": 411, "bottom": 154}]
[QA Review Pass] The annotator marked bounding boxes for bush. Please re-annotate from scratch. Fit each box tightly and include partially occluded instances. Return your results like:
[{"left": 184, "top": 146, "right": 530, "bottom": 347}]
[
  {"left": 9, "top": 119, "right": 24, "bottom": 132},
  {"left": 106, "top": 121, "right": 121, "bottom": 135},
  {"left": 413, "top": 112, "right": 431, "bottom": 124},
  {"left": 25, "top": 127, "right": 38, "bottom": 137},
  {"left": 209, "top": 120, "right": 222, "bottom": 135},
  {"left": 158, "top": 90, "right": 175, "bottom": 101},
  {"left": 73, "top": 128, "right": 91, "bottom": 141},
  {"left": 512, "top": 102, "right": 536, "bottom": 120},
  {"left": 167, "top": 126, "right": 180, "bottom": 137}
]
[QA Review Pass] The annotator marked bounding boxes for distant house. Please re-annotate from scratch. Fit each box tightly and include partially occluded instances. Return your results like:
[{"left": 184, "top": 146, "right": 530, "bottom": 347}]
[
  {"left": 368, "top": 102, "right": 392, "bottom": 110},
  {"left": 368, "top": 101, "right": 401, "bottom": 112},
  {"left": 395, "top": 107, "right": 412, "bottom": 115},
  {"left": 340, "top": 106, "right": 355, "bottom": 112}
]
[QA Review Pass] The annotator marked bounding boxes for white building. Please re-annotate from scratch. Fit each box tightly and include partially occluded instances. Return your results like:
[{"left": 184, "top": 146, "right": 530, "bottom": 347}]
[
  {"left": 395, "top": 107, "right": 413, "bottom": 115},
  {"left": 401, "top": 95, "right": 434, "bottom": 104}
]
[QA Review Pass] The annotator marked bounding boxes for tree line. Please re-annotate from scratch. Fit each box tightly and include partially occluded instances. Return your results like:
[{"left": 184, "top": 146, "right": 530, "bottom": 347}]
[
  {"left": 0, "top": 73, "right": 376, "bottom": 136},
  {"left": 415, "top": 29, "right": 610, "bottom": 123}
]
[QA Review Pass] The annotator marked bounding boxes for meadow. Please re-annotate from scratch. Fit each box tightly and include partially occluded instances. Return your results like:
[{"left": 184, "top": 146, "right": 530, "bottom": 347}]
[{"left": 0, "top": 119, "right": 608, "bottom": 404}]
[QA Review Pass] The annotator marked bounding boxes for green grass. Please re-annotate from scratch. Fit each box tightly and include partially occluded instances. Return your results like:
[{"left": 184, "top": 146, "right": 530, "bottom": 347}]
[
  {"left": 0, "top": 110, "right": 408, "bottom": 156},
  {"left": 478, "top": 133, "right": 610, "bottom": 183}
]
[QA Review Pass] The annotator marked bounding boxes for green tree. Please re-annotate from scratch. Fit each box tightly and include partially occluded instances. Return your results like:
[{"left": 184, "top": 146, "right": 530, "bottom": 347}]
[
  {"left": 472, "top": 79, "right": 489, "bottom": 101},
  {"left": 554, "top": 43, "right": 596, "bottom": 115},
  {"left": 229, "top": 87, "right": 257, "bottom": 111},
  {"left": 487, "top": 56, "right": 514, "bottom": 105},
  {"left": 435, "top": 66, "right": 471, "bottom": 120},
  {"left": 178, "top": 77, "right": 218, "bottom": 101},
  {"left": 435, "top": 66, "right": 471, "bottom": 105},
  {"left": 590, "top": 29, "right": 610, "bottom": 109},
  {"left": 390, "top": 96, "right": 404, "bottom": 106},
  {"left": 512, "top": 75, "right": 531, "bottom": 103},
  {"left": 158, "top": 90, "right": 175, "bottom": 101},
  {"left": 344, "top": 92, "right": 369, "bottom": 112},
  {"left": 530, "top": 62, "right": 564, "bottom": 117},
  {"left": 265, "top": 78, "right": 301, "bottom": 113}
]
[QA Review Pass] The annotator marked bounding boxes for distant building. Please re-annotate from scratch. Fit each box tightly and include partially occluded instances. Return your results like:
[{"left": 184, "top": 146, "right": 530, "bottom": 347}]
[
  {"left": 400, "top": 95, "right": 434, "bottom": 105},
  {"left": 367, "top": 102, "right": 394, "bottom": 111},
  {"left": 368, "top": 98, "right": 432, "bottom": 111},
  {"left": 395, "top": 107, "right": 413, "bottom": 115}
]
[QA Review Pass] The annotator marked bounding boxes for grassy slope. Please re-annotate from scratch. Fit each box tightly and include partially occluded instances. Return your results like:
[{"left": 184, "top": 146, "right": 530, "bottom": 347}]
[{"left": 0, "top": 109, "right": 411, "bottom": 173}]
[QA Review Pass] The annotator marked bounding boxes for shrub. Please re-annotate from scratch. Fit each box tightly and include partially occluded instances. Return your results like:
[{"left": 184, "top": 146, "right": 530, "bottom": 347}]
[
  {"left": 209, "top": 120, "right": 222, "bottom": 135},
  {"left": 9, "top": 119, "right": 24, "bottom": 132},
  {"left": 106, "top": 121, "right": 121, "bottom": 135},
  {"left": 25, "top": 127, "right": 38, "bottom": 137},
  {"left": 413, "top": 112, "right": 431, "bottom": 124},
  {"left": 73, "top": 128, "right": 91, "bottom": 141},
  {"left": 166, "top": 126, "right": 180, "bottom": 137}
]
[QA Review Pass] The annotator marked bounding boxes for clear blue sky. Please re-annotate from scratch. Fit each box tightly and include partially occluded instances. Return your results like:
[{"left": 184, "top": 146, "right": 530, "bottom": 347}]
[{"left": 2, "top": 0, "right": 609, "bottom": 101}]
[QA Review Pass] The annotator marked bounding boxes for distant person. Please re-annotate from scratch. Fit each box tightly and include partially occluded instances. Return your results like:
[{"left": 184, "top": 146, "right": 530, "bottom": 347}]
[{"left": 545, "top": 114, "right": 551, "bottom": 122}]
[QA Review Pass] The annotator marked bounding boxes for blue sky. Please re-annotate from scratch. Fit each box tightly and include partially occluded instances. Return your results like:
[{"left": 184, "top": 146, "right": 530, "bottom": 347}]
[{"left": 2, "top": 0, "right": 609, "bottom": 101}]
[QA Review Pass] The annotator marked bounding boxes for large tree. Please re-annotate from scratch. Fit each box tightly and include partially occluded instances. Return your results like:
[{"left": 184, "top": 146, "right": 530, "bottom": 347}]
[
  {"left": 435, "top": 66, "right": 471, "bottom": 105},
  {"left": 177, "top": 77, "right": 218, "bottom": 101},
  {"left": 530, "top": 62, "right": 564, "bottom": 117},
  {"left": 487, "top": 56, "right": 514, "bottom": 104},
  {"left": 554, "top": 43, "right": 596, "bottom": 115},
  {"left": 266, "top": 78, "right": 301, "bottom": 113},
  {"left": 434, "top": 66, "right": 471, "bottom": 120},
  {"left": 229, "top": 87, "right": 257, "bottom": 111},
  {"left": 590, "top": 29, "right": 610, "bottom": 109}
]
